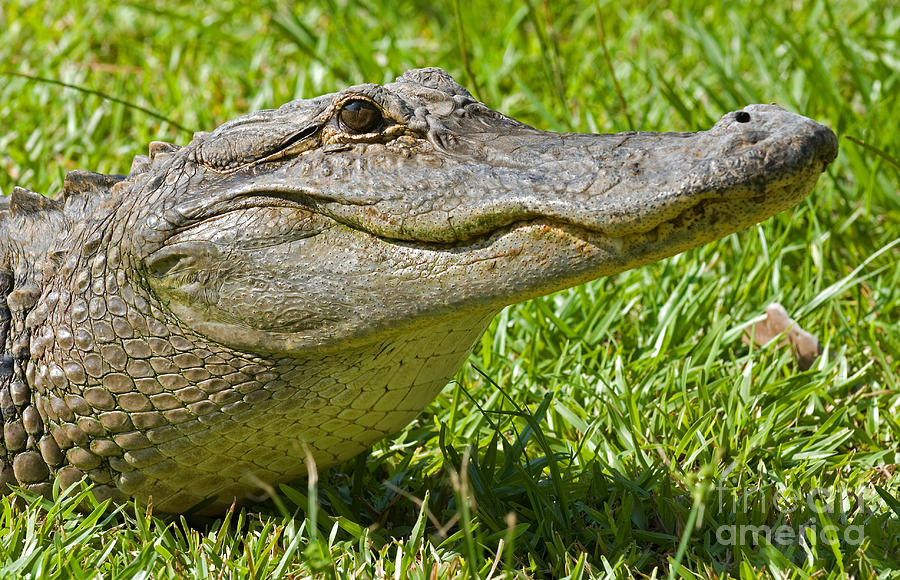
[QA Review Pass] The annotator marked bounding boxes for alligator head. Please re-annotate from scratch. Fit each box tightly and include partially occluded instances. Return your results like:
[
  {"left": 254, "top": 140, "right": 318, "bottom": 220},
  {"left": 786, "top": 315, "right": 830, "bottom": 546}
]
[{"left": 0, "top": 68, "right": 837, "bottom": 512}]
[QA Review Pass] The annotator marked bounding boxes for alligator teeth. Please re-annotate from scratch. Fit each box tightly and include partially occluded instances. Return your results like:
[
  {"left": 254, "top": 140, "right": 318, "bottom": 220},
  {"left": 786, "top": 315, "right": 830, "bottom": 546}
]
[{"left": 656, "top": 222, "right": 674, "bottom": 241}]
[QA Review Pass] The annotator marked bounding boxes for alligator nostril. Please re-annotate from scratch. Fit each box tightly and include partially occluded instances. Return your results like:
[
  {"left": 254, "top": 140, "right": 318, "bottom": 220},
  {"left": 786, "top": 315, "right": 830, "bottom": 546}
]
[{"left": 735, "top": 111, "right": 751, "bottom": 123}]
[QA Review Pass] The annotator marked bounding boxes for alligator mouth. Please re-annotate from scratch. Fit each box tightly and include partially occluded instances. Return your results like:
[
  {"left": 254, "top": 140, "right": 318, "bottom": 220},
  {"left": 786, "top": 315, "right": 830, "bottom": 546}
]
[
  {"left": 373, "top": 160, "right": 825, "bottom": 257},
  {"left": 213, "top": 110, "right": 836, "bottom": 251},
  {"left": 376, "top": 196, "right": 724, "bottom": 253},
  {"left": 323, "top": 135, "right": 835, "bottom": 247},
  {"left": 365, "top": 127, "right": 837, "bottom": 251},
  {"left": 347, "top": 185, "right": 728, "bottom": 249}
]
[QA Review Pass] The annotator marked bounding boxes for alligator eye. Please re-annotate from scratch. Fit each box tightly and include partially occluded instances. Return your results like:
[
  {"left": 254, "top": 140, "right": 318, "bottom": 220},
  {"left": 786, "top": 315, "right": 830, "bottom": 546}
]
[{"left": 339, "top": 100, "right": 382, "bottom": 133}]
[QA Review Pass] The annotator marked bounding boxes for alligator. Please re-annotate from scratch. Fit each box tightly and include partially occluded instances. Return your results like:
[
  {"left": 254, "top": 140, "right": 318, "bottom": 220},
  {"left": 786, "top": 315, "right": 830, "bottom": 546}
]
[{"left": 0, "top": 68, "right": 837, "bottom": 513}]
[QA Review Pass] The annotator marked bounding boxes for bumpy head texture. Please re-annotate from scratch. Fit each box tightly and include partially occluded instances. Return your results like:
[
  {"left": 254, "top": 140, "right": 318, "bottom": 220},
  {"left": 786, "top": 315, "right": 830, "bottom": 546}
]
[{"left": 0, "top": 68, "right": 837, "bottom": 512}]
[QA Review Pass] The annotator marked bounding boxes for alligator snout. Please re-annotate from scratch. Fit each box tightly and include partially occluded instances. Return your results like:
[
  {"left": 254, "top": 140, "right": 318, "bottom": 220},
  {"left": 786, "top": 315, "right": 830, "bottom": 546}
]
[{"left": 720, "top": 104, "right": 838, "bottom": 173}]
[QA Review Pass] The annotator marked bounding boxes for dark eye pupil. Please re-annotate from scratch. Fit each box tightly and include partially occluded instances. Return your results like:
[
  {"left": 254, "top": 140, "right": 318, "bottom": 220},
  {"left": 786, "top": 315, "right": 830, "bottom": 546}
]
[{"left": 339, "top": 100, "right": 382, "bottom": 133}]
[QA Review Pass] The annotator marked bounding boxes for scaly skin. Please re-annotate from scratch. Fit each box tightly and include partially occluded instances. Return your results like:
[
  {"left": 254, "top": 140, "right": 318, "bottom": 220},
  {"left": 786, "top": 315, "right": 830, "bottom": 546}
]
[{"left": 0, "top": 68, "right": 837, "bottom": 512}]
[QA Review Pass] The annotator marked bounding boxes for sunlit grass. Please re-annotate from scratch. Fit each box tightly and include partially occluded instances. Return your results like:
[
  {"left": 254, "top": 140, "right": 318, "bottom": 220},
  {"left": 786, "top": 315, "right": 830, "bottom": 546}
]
[{"left": 1, "top": 0, "right": 898, "bottom": 576}]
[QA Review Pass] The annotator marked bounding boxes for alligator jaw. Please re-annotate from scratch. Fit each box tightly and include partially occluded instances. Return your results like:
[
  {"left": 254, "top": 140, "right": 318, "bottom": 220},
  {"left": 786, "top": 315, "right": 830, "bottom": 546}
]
[
  {"left": 142, "top": 95, "right": 837, "bottom": 355},
  {"left": 241, "top": 104, "right": 837, "bottom": 248}
]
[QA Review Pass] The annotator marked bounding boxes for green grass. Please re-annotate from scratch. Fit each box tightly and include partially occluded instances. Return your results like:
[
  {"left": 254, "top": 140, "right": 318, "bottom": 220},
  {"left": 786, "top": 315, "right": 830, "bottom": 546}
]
[{"left": 1, "top": 0, "right": 899, "bottom": 577}]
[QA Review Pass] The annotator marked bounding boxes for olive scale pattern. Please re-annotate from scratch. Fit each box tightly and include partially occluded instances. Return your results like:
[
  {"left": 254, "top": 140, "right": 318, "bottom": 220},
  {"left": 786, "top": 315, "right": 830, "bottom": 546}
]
[{"left": 0, "top": 233, "right": 490, "bottom": 511}]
